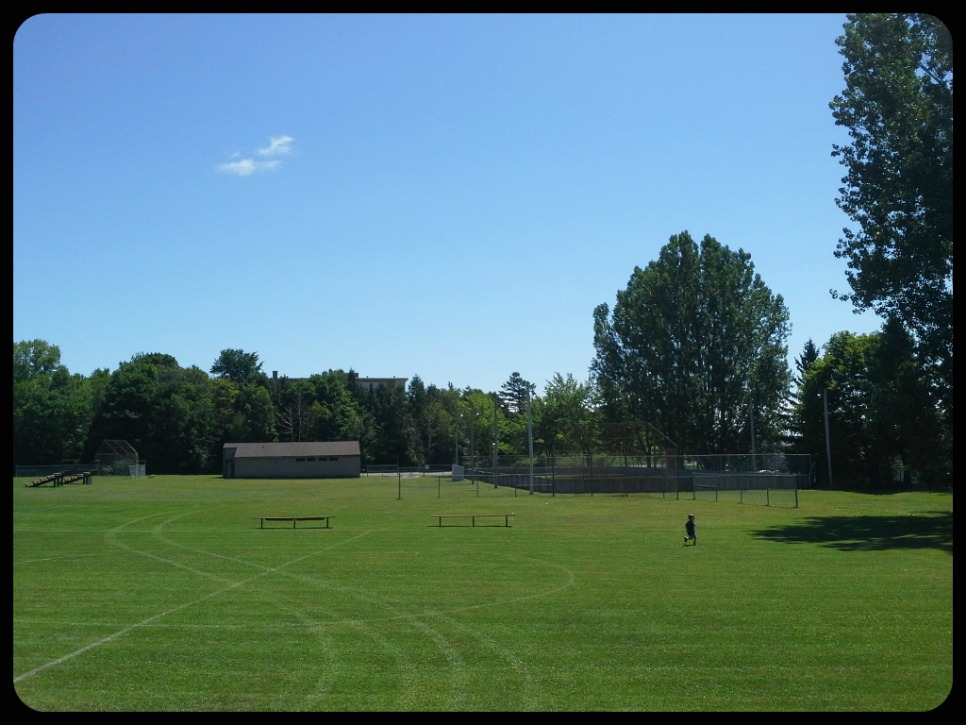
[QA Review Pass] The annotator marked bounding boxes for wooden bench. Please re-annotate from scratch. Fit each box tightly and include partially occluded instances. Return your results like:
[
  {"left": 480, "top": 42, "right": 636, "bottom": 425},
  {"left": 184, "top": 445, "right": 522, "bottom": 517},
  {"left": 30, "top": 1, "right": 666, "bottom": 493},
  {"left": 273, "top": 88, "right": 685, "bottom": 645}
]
[
  {"left": 432, "top": 513, "right": 515, "bottom": 527},
  {"left": 26, "top": 472, "right": 65, "bottom": 487},
  {"left": 257, "top": 516, "right": 331, "bottom": 529},
  {"left": 59, "top": 472, "right": 94, "bottom": 486}
]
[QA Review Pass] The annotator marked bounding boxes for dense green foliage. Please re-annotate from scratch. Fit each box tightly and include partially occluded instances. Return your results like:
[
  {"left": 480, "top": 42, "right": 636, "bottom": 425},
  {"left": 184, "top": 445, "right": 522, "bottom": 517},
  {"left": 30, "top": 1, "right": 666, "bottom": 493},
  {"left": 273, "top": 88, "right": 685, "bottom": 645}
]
[
  {"left": 12, "top": 340, "right": 524, "bottom": 474},
  {"left": 592, "top": 232, "right": 792, "bottom": 457},
  {"left": 12, "top": 318, "right": 949, "bottom": 485},
  {"left": 829, "top": 13, "right": 953, "bottom": 439},
  {"left": 13, "top": 476, "right": 952, "bottom": 711},
  {"left": 789, "top": 323, "right": 948, "bottom": 487},
  {"left": 210, "top": 348, "right": 264, "bottom": 382}
]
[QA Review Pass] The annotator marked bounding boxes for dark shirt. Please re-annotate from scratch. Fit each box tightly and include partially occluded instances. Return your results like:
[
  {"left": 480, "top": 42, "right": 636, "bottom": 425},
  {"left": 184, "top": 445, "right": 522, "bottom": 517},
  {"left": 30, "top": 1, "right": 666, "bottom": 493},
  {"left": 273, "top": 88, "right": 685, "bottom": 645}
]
[{"left": 685, "top": 520, "right": 695, "bottom": 537}]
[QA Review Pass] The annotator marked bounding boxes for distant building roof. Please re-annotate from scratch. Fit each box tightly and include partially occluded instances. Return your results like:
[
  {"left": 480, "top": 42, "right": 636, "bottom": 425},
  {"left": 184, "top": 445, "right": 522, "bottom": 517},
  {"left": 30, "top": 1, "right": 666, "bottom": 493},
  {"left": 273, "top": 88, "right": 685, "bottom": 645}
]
[{"left": 223, "top": 441, "right": 360, "bottom": 459}]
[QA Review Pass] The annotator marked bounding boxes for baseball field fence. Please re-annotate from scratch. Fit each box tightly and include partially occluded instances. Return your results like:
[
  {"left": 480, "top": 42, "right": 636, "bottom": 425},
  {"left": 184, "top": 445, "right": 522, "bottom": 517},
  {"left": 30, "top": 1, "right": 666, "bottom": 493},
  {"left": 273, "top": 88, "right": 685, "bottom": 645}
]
[{"left": 461, "top": 452, "right": 811, "bottom": 507}]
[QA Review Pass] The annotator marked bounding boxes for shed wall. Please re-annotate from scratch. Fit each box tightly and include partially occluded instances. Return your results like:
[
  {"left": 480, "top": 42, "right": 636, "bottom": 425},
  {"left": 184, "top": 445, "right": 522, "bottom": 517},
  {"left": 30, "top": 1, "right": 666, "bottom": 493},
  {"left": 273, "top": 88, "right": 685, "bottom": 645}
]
[{"left": 232, "top": 456, "right": 360, "bottom": 479}]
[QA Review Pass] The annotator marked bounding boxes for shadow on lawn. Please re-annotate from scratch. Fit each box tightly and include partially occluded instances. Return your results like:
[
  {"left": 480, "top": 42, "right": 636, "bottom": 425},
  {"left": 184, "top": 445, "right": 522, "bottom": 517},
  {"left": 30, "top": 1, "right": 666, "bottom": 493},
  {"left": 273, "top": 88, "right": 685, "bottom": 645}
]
[{"left": 752, "top": 511, "right": 952, "bottom": 554}]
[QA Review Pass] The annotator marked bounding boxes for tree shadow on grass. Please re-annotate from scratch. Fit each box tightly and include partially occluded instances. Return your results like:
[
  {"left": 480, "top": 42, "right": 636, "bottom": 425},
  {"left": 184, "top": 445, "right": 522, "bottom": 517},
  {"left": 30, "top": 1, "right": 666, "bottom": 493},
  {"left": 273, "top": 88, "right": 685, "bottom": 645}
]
[{"left": 751, "top": 511, "right": 952, "bottom": 554}]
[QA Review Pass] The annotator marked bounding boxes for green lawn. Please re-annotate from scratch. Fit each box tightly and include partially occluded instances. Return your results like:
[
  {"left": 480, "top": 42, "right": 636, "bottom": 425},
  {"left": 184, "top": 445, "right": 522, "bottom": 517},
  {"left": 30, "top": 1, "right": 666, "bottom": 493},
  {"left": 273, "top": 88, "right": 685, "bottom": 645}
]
[{"left": 13, "top": 475, "right": 952, "bottom": 712}]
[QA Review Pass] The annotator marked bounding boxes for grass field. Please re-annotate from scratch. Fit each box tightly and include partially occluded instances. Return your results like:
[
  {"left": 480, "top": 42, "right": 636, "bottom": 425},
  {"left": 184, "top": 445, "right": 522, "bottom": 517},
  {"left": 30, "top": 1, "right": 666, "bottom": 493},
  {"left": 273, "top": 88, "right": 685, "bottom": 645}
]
[{"left": 13, "top": 474, "right": 952, "bottom": 712}]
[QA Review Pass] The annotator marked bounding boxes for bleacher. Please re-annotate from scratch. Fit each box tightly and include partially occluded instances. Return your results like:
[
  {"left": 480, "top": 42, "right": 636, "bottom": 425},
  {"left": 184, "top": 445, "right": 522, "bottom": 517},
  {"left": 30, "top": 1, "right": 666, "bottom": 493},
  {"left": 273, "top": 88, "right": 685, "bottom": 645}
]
[{"left": 25, "top": 471, "right": 94, "bottom": 487}]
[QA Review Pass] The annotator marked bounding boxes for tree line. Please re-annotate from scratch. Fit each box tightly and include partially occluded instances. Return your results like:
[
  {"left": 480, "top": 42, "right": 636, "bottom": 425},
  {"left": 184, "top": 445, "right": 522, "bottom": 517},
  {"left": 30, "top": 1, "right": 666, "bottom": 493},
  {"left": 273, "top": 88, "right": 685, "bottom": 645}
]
[
  {"left": 12, "top": 15, "right": 951, "bottom": 487},
  {"left": 12, "top": 272, "right": 948, "bottom": 486}
]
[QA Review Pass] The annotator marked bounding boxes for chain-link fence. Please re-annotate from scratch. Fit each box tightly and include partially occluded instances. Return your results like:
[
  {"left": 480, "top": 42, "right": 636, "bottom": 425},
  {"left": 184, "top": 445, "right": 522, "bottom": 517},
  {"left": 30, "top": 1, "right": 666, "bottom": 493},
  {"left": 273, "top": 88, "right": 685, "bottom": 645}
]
[
  {"left": 462, "top": 453, "right": 811, "bottom": 501},
  {"left": 15, "top": 440, "right": 144, "bottom": 478},
  {"left": 14, "top": 462, "right": 95, "bottom": 478}
]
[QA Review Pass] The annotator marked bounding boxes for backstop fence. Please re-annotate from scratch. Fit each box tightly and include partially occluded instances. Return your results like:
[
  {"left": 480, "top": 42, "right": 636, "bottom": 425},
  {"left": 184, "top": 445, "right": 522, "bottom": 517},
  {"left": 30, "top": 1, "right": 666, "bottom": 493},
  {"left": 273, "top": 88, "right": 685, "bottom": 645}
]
[
  {"left": 461, "top": 453, "right": 811, "bottom": 505},
  {"left": 14, "top": 440, "right": 145, "bottom": 479}
]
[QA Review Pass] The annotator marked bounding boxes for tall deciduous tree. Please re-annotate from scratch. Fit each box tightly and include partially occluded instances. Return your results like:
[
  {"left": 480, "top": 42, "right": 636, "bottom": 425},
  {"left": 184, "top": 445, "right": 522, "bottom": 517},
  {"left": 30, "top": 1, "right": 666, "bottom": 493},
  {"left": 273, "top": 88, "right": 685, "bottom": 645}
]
[
  {"left": 275, "top": 379, "right": 315, "bottom": 443},
  {"left": 793, "top": 330, "right": 900, "bottom": 488},
  {"left": 403, "top": 376, "right": 458, "bottom": 465},
  {"left": 829, "top": 13, "right": 953, "bottom": 410},
  {"left": 212, "top": 378, "right": 277, "bottom": 446},
  {"left": 592, "top": 231, "right": 791, "bottom": 456},
  {"left": 791, "top": 324, "right": 947, "bottom": 488},
  {"left": 210, "top": 348, "right": 264, "bottom": 383},
  {"left": 13, "top": 339, "right": 63, "bottom": 383},
  {"left": 13, "top": 340, "right": 97, "bottom": 465},
  {"left": 533, "top": 373, "right": 598, "bottom": 456},
  {"left": 865, "top": 317, "right": 947, "bottom": 484},
  {"left": 304, "top": 370, "right": 364, "bottom": 444},
  {"left": 363, "top": 384, "right": 418, "bottom": 466},
  {"left": 88, "top": 353, "right": 217, "bottom": 473},
  {"left": 460, "top": 389, "right": 500, "bottom": 463},
  {"left": 793, "top": 332, "right": 876, "bottom": 487}
]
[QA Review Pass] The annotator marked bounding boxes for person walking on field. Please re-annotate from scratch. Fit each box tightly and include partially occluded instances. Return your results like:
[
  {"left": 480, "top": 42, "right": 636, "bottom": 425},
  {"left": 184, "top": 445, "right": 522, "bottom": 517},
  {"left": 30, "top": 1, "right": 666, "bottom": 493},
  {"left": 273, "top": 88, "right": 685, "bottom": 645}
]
[{"left": 684, "top": 513, "right": 696, "bottom": 546}]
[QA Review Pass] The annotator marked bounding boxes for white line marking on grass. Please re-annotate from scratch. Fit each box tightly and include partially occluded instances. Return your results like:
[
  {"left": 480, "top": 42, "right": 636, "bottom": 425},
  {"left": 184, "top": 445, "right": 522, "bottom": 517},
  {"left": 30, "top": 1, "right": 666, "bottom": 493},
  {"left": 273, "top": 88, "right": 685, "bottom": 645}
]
[
  {"left": 19, "top": 553, "right": 106, "bottom": 564},
  {"left": 103, "top": 510, "right": 234, "bottom": 583},
  {"left": 17, "top": 511, "right": 574, "bottom": 710},
  {"left": 427, "top": 552, "right": 577, "bottom": 615},
  {"left": 413, "top": 610, "right": 540, "bottom": 711},
  {"left": 142, "top": 512, "right": 479, "bottom": 708},
  {"left": 143, "top": 512, "right": 465, "bottom": 710},
  {"left": 14, "top": 514, "right": 376, "bottom": 684},
  {"left": 15, "top": 580, "right": 237, "bottom": 683}
]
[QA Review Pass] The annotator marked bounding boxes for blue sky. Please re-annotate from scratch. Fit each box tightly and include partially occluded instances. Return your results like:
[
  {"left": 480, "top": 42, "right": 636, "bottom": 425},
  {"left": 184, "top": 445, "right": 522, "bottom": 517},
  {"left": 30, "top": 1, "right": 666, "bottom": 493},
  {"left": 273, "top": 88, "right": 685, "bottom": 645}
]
[{"left": 13, "top": 13, "right": 883, "bottom": 396}]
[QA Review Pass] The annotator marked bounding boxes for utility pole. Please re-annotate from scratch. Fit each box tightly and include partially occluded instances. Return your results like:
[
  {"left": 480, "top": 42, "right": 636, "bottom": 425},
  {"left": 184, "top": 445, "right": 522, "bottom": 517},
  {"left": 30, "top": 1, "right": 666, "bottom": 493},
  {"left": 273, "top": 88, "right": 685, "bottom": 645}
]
[
  {"left": 823, "top": 388, "right": 833, "bottom": 487},
  {"left": 750, "top": 404, "right": 757, "bottom": 470}
]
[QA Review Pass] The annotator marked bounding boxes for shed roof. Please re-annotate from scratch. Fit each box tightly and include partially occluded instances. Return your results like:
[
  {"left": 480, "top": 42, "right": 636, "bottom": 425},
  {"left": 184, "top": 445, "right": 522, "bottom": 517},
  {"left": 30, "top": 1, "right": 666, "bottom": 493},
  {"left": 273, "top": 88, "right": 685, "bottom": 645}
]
[{"left": 224, "top": 441, "right": 360, "bottom": 459}]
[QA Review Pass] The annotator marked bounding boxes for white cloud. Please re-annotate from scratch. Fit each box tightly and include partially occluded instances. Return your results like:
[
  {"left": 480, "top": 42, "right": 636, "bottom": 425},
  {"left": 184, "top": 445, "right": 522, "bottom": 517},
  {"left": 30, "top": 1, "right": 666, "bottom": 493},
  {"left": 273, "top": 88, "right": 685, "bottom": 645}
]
[
  {"left": 216, "top": 135, "right": 294, "bottom": 176},
  {"left": 258, "top": 135, "right": 294, "bottom": 156},
  {"left": 216, "top": 159, "right": 282, "bottom": 176}
]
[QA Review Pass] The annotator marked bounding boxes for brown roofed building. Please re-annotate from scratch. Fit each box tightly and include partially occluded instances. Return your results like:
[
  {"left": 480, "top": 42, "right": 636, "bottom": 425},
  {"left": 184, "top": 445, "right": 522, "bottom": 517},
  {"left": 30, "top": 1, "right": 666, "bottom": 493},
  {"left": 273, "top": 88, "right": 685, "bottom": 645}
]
[{"left": 222, "top": 441, "right": 361, "bottom": 479}]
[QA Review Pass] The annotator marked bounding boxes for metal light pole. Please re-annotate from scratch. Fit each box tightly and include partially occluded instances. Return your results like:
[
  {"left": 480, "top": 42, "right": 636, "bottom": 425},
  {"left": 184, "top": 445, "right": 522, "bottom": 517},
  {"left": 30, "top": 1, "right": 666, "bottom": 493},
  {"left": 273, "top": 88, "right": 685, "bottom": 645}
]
[
  {"left": 492, "top": 396, "right": 498, "bottom": 470},
  {"left": 527, "top": 390, "right": 534, "bottom": 495},
  {"left": 454, "top": 412, "right": 460, "bottom": 465},
  {"left": 823, "top": 388, "right": 833, "bottom": 487},
  {"left": 749, "top": 404, "right": 757, "bottom": 471}
]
